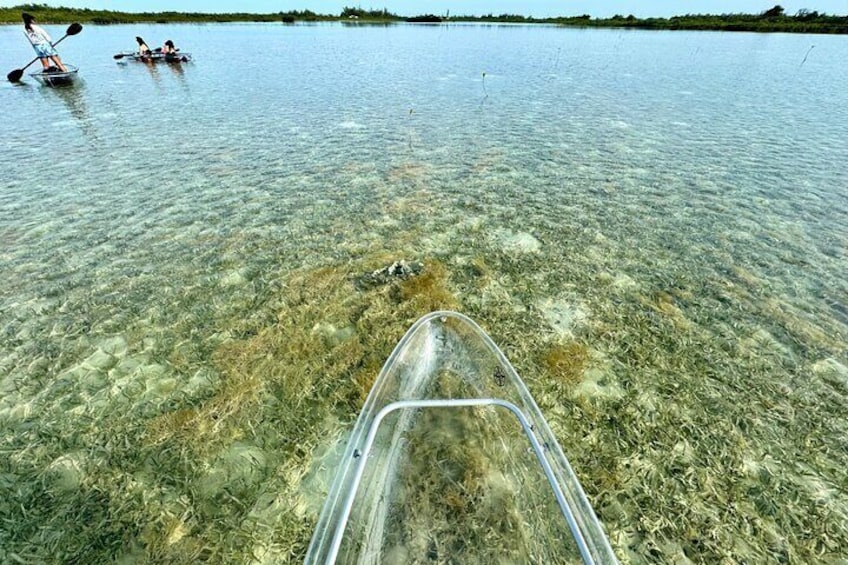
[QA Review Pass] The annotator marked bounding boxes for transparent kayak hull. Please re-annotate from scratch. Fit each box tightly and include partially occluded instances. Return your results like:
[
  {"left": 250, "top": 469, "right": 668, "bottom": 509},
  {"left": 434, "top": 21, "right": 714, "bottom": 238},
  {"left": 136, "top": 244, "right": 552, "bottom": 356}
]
[
  {"left": 306, "top": 311, "right": 617, "bottom": 564},
  {"left": 130, "top": 52, "right": 192, "bottom": 63},
  {"left": 30, "top": 64, "right": 78, "bottom": 87}
]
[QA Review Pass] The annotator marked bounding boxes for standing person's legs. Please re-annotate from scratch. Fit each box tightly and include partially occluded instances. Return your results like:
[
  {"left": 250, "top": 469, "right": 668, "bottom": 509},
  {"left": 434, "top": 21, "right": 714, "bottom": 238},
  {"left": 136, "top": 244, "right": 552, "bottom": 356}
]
[
  {"left": 34, "top": 42, "right": 51, "bottom": 69},
  {"left": 34, "top": 42, "right": 66, "bottom": 72},
  {"left": 49, "top": 55, "right": 67, "bottom": 72}
]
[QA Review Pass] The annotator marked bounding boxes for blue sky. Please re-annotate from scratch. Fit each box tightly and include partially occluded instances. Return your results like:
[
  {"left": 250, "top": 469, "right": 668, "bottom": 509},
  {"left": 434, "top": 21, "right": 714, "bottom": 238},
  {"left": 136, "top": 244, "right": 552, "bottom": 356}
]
[{"left": 3, "top": 1, "right": 847, "bottom": 17}]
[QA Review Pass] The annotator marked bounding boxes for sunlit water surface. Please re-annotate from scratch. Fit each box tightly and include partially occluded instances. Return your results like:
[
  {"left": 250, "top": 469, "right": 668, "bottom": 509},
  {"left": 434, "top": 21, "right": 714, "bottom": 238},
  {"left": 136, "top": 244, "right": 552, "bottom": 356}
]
[{"left": 1, "top": 22, "right": 846, "bottom": 563}]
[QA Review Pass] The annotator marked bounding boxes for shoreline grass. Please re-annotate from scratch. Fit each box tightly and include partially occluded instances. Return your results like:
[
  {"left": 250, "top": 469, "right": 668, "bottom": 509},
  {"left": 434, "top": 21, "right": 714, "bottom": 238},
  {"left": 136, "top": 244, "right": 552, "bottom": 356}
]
[{"left": 1, "top": 4, "right": 847, "bottom": 34}]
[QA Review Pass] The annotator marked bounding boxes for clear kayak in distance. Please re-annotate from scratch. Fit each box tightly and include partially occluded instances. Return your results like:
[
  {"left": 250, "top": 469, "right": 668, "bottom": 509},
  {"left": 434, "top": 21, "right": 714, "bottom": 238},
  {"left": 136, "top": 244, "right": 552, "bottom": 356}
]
[
  {"left": 29, "top": 64, "right": 78, "bottom": 87},
  {"left": 305, "top": 311, "right": 618, "bottom": 564},
  {"left": 129, "top": 52, "right": 192, "bottom": 63}
]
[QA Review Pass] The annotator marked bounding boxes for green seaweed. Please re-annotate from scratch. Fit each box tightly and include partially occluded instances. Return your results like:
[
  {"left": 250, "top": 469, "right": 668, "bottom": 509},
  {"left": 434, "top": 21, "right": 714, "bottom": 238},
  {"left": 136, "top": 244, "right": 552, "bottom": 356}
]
[{"left": 1, "top": 215, "right": 846, "bottom": 564}]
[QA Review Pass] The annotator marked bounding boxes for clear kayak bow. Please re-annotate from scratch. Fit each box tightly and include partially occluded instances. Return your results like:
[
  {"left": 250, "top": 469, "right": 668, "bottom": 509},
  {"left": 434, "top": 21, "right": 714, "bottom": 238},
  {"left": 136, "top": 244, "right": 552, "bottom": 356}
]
[{"left": 305, "top": 311, "right": 617, "bottom": 564}]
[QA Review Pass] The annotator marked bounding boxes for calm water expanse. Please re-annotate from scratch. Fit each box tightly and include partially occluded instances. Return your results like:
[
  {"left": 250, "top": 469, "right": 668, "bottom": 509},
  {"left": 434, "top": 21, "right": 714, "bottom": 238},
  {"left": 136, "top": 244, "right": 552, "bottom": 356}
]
[{"left": 1, "top": 22, "right": 847, "bottom": 563}]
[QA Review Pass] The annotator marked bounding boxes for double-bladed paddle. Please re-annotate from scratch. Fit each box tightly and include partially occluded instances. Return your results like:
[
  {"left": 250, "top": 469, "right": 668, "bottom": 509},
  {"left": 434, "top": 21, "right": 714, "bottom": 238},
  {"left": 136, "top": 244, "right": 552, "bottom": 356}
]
[
  {"left": 114, "top": 45, "right": 163, "bottom": 59},
  {"left": 7, "top": 22, "right": 82, "bottom": 83}
]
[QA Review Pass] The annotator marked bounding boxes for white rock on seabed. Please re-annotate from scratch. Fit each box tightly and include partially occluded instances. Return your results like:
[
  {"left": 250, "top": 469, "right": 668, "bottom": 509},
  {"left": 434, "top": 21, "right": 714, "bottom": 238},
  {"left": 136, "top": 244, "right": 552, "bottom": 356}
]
[
  {"left": 199, "top": 443, "right": 268, "bottom": 499},
  {"left": 311, "top": 322, "right": 355, "bottom": 347},
  {"left": 357, "top": 260, "right": 423, "bottom": 288},
  {"left": 0, "top": 401, "right": 35, "bottom": 422},
  {"left": 612, "top": 272, "right": 638, "bottom": 291},
  {"left": 598, "top": 270, "right": 639, "bottom": 292},
  {"left": 575, "top": 368, "right": 625, "bottom": 401},
  {"left": 185, "top": 368, "right": 220, "bottom": 395},
  {"left": 740, "top": 328, "right": 793, "bottom": 359},
  {"left": 535, "top": 296, "right": 589, "bottom": 339},
  {"left": 810, "top": 358, "right": 848, "bottom": 389},
  {"left": 82, "top": 348, "right": 117, "bottom": 372},
  {"left": 493, "top": 229, "right": 541, "bottom": 254},
  {"left": 220, "top": 269, "right": 248, "bottom": 288},
  {"left": 46, "top": 452, "right": 88, "bottom": 492},
  {"left": 98, "top": 335, "right": 129, "bottom": 356}
]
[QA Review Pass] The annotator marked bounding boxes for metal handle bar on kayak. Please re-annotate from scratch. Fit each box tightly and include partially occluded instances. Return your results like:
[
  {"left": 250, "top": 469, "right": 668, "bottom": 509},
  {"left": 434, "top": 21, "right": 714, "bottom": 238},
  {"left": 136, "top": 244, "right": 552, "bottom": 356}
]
[{"left": 325, "top": 398, "right": 597, "bottom": 565}]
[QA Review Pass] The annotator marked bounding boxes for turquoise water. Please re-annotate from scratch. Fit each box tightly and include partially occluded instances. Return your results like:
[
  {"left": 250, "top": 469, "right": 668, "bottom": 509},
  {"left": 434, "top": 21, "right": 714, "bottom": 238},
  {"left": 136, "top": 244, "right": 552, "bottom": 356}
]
[{"left": 1, "top": 23, "right": 847, "bottom": 562}]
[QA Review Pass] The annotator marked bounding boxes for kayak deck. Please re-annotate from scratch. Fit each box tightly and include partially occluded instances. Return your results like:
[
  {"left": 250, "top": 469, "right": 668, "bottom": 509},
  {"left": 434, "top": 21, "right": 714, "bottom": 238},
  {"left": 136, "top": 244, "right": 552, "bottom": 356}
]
[
  {"left": 29, "top": 64, "right": 78, "bottom": 87},
  {"left": 306, "top": 311, "right": 617, "bottom": 564}
]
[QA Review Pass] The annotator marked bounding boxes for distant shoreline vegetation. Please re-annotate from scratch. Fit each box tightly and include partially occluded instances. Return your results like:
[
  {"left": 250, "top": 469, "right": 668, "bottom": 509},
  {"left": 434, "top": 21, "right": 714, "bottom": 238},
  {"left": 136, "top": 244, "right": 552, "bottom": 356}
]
[{"left": 2, "top": 4, "right": 847, "bottom": 34}]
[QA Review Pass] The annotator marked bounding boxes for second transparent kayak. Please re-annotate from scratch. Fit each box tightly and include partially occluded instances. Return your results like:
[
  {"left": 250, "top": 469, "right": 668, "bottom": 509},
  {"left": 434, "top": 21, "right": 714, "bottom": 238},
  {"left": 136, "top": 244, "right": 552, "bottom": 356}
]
[
  {"left": 306, "top": 311, "right": 617, "bottom": 564},
  {"left": 131, "top": 52, "right": 192, "bottom": 63}
]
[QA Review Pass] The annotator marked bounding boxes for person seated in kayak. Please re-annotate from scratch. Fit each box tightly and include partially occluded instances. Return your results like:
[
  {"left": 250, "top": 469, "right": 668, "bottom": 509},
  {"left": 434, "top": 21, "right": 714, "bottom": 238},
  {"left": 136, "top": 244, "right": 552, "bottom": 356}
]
[
  {"left": 161, "top": 40, "right": 178, "bottom": 55},
  {"left": 22, "top": 12, "right": 67, "bottom": 73},
  {"left": 136, "top": 36, "right": 151, "bottom": 57}
]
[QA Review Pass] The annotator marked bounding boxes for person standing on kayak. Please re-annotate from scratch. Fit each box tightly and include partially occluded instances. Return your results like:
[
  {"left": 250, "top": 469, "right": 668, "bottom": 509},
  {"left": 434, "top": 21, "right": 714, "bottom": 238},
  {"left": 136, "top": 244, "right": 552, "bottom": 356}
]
[{"left": 22, "top": 13, "right": 67, "bottom": 72}]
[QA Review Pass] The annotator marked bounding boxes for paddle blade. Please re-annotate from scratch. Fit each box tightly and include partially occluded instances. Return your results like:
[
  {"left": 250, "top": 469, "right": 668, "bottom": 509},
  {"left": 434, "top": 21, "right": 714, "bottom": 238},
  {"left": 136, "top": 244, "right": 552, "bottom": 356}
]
[
  {"left": 113, "top": 53, "right": 126, "bottom": 60},
  {"left": 67, "top": 23, "right": 83, "bottom": 35},
  {"left": 7, "top": 69, "right": 24, "bottom": 83}
]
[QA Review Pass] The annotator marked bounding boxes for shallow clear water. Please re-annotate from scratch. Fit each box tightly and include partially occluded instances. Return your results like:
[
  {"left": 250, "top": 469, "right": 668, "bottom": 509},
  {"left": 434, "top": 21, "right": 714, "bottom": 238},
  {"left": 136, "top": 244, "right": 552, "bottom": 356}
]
[{"left": 1, "top": 22, "right": 846, "bottom": 563}]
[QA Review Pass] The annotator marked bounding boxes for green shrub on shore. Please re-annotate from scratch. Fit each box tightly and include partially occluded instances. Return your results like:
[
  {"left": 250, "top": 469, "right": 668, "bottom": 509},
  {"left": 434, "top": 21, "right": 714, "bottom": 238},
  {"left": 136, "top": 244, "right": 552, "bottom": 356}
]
[{"left": 1, "top": 3, "right": 846, "bottom": 33}]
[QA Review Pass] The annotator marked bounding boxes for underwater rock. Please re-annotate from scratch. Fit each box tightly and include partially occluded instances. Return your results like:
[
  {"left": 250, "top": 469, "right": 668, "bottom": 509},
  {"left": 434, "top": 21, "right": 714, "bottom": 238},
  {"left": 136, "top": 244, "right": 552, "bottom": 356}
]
[
  {"left": 138, "top": 366, "right": 176, "bottom": 398},
  {"left": 535, "top": 297, "right": 589, "bottom": 339},
  {"left": 573, "top": 367, "right": 624, "bottom": 401},
  {"left": 108, "top": 355, "right": 148, "bottom": 381},
  {"left": 810, "top": 358, "right": 848, "bottom": 389},
  {"left": 356, "top": 260, "right": 423, "bottom": 289},
  {"left": 2, "top": 401, "right": 35, "bottom": 422},
  {"left": 312, "top": 322, "right": 356, "bottom": 347},
  {"left": 611, "top": 272, "right": 638, "bottom": 292},
  {"left": 220, "top": 269, "right": 248, "bottom": 288},
  {"left": 185, "top": 368, "right": 219, "bottom": 395},
  {"left": 198, "top": 442, "right": 268, "bottom": 499},
  {"left": 47, "top": 453, "right": 87, "bottom": 492},
  {"left": 494, "top": 229, "right": 542, "bottom": 254},
  {"left": 82, "top": 348, "right": 117, "bottom": 372},
  {"left": 98, "top": 335, "right": 128, "bottom": 357},
  {"left": 740, "top": 328, "right": 793, "bottom": 360}
]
